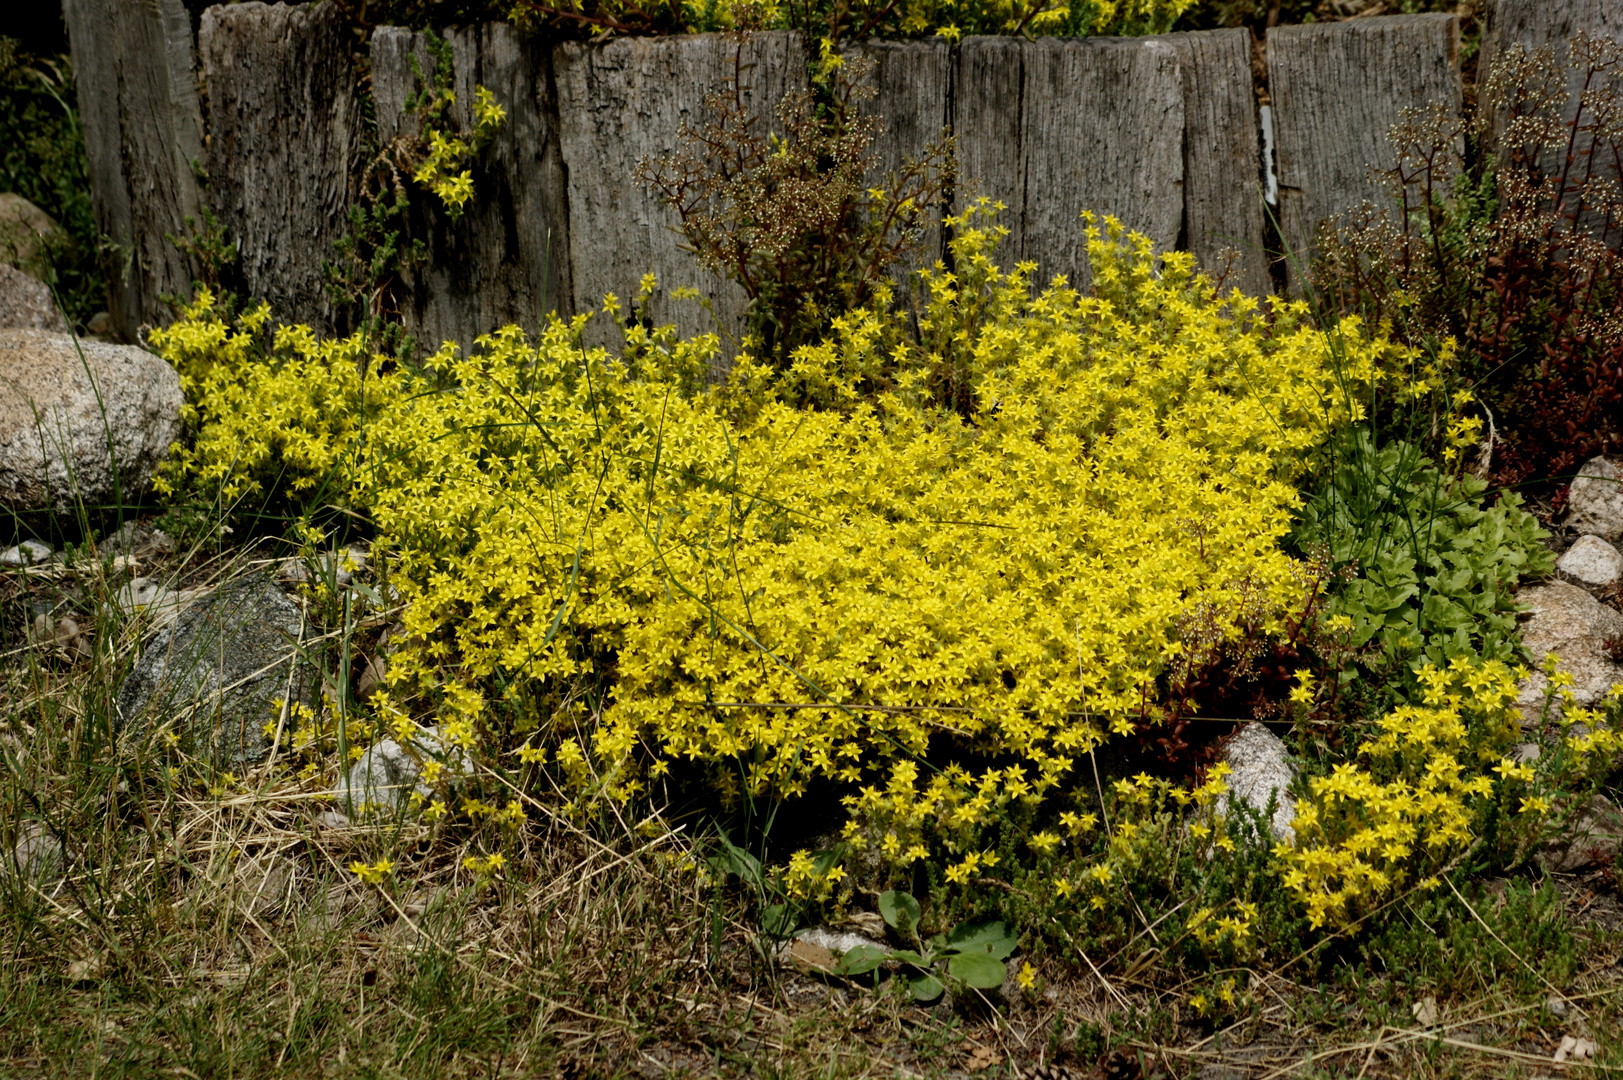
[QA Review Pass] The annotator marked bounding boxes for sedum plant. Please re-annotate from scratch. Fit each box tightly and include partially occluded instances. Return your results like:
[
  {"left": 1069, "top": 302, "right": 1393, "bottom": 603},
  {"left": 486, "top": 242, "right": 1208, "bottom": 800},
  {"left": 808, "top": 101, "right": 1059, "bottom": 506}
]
[{"left": 152, "top": 212, "right": 1405, "bottom": 846}]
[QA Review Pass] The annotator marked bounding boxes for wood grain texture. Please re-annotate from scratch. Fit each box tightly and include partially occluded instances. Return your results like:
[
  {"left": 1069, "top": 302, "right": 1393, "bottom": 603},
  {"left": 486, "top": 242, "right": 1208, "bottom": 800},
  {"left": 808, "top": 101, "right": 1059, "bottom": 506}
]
[
  {"left": 1161, "top": 28, "right": 1271, "bottom": 297},
  {"left": 371, "top": 24, "right": 572, "bottom": 356},
  {"left": 1267, "top": 14, "right": 1461, "bottom": 290},
  {"left": 1479, "top": 0, "right": 1622, "bottom": 214},
  {"left": 553, "top": 32, "right": 809, "bottom": 352},
  {"left": 843, "top": 39, "right": 953, "bottom": 305},
  {"left": 956, "top": 35, "right": 1184, "bottom": 292},
  {"left": 1480, "top": 0, "right": 1622, "bottom": 71},
  {"left": 200, "top": 2, "right": 359, "bottom": 332},
  {"left": 63, "top": 0, "right": 205, "bottom": 339}
]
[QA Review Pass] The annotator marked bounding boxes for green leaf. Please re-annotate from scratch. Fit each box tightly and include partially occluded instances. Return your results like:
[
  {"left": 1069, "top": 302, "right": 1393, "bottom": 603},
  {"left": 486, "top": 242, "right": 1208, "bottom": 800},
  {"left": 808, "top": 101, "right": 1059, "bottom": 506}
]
[
  {"left": 708, "top": 829, "right": 762, "bottom": 887},
  {"left": 878, "top": 890, "right": 920, "bottom": 934},
  {"left": 948, "top": 951, "right": 1007, "bottom": 989},
  {"left": 760, "top": 903, "right": 795, "bottom": 937},
  {"left": 836, "top": 944, "right": 888, "bottom": 976},
  {"left": 888, "top": 949, "right": 926, "bottom": 967},
  {"left": 946, "top": 919, "right": 1017, "bottom": 959},
  {"left": 908, "top": 972, "right": 945, "bottom": 1002}
]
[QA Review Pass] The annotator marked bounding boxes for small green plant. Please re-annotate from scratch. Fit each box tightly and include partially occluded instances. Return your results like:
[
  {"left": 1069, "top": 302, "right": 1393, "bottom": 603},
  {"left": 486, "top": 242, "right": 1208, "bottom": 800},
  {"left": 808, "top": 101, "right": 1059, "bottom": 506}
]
[
  {"left": 835, "top": 889, "right": 1017, "bottom": 1001},
  {"left": 405, "top": 34, "right": 507, "bottom": 220},
  {"left": 1294, "top": 433, "right": 1554, "bottom": 680}
]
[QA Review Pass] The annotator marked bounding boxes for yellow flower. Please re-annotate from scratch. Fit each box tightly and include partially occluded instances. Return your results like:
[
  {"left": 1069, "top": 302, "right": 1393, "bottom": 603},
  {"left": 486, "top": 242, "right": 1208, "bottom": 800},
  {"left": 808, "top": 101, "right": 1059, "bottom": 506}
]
[{"left": 1017, "top": 962, "right": 1036, "bottom": 991}]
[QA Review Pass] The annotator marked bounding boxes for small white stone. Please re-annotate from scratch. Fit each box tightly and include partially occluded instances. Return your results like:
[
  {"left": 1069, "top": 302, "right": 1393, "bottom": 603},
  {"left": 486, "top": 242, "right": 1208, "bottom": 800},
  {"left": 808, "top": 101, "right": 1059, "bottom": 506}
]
[
  {"left": 1557, "top": 534, "right": 1623, "bottom": 587},
  {"left": 1, "top": 539, "right": 52, "bottom": 566},
  {"left": 1567, "top": 456, "right": 1623, "bottom": 542},
  {"left": 1221, "top": 722, "right": 1298, "bottom": 841},
  {"left": 794, "top": 926, "right": 882, "bottom": 955},
  {"left": 283, "top": 547, "right": 368, "bottom": 587},
  {"left": 333, "top": 727, "right": 472, "bottom": 813}
]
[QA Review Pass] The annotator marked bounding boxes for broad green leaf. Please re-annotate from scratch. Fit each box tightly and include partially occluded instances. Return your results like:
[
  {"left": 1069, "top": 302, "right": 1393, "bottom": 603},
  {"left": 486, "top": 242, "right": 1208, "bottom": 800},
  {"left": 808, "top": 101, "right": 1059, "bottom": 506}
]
[
  {"left": 948, "top": 951, "right": 1007, "bottom": 989},
  {"left": 836, "top": 944, "right": 888, "bottom": 976},
  {"left": 909, "top": 972, "right": 945, "bottom": 1002},
  {"left": 878, "top": 890, "right": 920, "bottom": 934},
  {"left": 946, "top": 920, "right": 1016, "bottom": 959},
  {"left": 888, "top": 949, "right": 926, "bottom": 966},
  {"left": 760, "top": 904, "right": 795, "bottom": 937}
]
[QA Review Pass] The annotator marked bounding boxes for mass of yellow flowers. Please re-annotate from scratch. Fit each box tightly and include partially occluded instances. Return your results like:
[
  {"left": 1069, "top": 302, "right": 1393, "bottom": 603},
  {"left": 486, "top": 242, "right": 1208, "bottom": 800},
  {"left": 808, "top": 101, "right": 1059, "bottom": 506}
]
[
  {"left": 1279, "top": 658, "right": 1535, "bottom": 931},
  {"left": 153, "top": 212, "right": 1419, "bottom": 914}
]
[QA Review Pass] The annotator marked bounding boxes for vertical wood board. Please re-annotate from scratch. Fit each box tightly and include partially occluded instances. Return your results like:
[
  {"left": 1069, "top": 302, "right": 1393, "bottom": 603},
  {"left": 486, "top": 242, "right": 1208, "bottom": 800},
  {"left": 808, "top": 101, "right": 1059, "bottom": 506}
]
[
  {"left": 1480, "top": 0, "right": 1622, "bottom": 73},
  {"left": 64, "top": 0, "right": 205, "bottom": 338},
  {"left": 553, "top": 32, "right": 810, "bottom": 353},
  {"left": 1267, "top": 14, "right": 1461, "bottom": 290},
  {"left": 370, "top": 24, "right": 572, "bottom": 356},
  {"left": 1479, "top": 0, "right": 1622, "bottom": 235},
  {"left": 956, "top": 36, "right": 1185, "bottom": 292},
  {"left": 1162, "top": 28, "right": 1272, "bottom": 297},
  {"left": 63, "top": 0, "right": 137, "bottom": 335},
  {"left": 843, "top": 39, "right": 953, "bottom": 306},
  {"left": 200, "top": 1, "right": 360, "bottom": 332}
]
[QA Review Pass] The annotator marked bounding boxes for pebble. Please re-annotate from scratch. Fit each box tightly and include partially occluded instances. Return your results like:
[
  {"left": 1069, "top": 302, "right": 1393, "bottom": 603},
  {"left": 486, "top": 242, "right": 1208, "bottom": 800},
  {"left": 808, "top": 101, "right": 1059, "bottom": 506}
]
[
  {"left": 1556, "top": 534, "right": 1623, "bottom": 588},
  {"left": 1, "top": 539, "right": 53, "bottom": 567}
]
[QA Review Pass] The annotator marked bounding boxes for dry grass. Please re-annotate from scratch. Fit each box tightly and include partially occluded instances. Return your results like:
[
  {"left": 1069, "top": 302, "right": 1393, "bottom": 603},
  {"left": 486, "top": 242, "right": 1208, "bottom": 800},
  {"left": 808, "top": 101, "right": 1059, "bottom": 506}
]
[{"left": 3, "top": 536, "right": 1622, "bottom": 1079}]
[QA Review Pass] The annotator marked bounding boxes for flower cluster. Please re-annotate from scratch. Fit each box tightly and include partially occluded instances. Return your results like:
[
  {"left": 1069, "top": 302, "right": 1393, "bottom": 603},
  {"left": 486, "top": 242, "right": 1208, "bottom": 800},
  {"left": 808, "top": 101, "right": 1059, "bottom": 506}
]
[
  {"left": 411, "top": 85, "right": 506, "bottom": 219},
  {"left": 154, "top": 215, "right": 1403, "bottom": 853},
  {"left": 1279, "top": 658, "right": 1527, "bottom": 930}
]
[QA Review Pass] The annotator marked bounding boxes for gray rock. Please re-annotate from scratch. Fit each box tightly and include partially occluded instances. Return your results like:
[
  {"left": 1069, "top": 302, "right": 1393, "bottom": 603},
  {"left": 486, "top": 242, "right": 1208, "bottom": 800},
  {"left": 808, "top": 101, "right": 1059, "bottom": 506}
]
[
  {"left": 1515, "top": 582, "right": 1623, "bottom": 725},
  {"left": 9, "top": 822, "right": 64, "bottom": 884},
  {"left": 1220, "top": 722, "right": 1297, "bottom": 841},
  {"left": 1, "top": 539, "right": 52, "bottom": 566},
  {"left": 1566, "top": 456, "right": 1623, "bottom": 543},
  {"left": 0, "top": 264, "right": 68, "bottom": 332},
  {"left": 231, "top": 853, "right": 291, "bottom": 917},
  {"left": 1536, "top": 794, "right": 1623, "bottom": 875},
  {"left": 0, "top": 193, "right": 64, "bottom": 276},
  {"left": 282, "top": 546, "right": 368, "bottom": 588},
  {"left": 1557, "top": 534, "right": 1623, "bottom": 588},
  {"left": 116, "top": 574, "right": 312, "bottom": 766},
  {"left": 333, "top": 727, "right": 472, "bottom": 813},
  {"left": 0, "top": 330, "right": 183, "bottom": 511}
]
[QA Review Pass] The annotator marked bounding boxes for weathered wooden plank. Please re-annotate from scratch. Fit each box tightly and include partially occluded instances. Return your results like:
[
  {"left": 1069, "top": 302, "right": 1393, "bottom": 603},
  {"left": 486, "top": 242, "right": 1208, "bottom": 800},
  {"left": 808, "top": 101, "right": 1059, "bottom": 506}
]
[
  {"left": 553, "top": 32, "right": 809, "bottom": 353},
  {"left": 371, "top": 24, "right": 572, "bottom": 357},
  {"left": 63, "top": 0, "right": 205, "bottom": 339},
  {"left": 200, "top": 2, "right": 359, "bottom": 332},
  {"left": 1267, "top": 14, "right": 1461, "bottom": 290},
  {"left": 1480, "top": 0, "right": 1622, "bottom": 73},
  {"left": 843, "top": 39, "right": 953, "bottom": 305},
  {"left": 956, "top": 36, "right": 1185, "bottom": 293},
  {"left": 1162, "top": 28, "right": 1272, "bottom": 297},
  {"left": 1479, "top": 0, "right": 1621, "bottom": 233}
]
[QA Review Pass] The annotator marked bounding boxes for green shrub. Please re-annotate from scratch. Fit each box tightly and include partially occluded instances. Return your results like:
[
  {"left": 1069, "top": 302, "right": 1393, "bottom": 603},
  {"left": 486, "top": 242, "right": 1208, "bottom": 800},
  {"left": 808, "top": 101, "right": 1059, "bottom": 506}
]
[{"left": 1294, "top": 432, "right": 1553, "bottom": 678}]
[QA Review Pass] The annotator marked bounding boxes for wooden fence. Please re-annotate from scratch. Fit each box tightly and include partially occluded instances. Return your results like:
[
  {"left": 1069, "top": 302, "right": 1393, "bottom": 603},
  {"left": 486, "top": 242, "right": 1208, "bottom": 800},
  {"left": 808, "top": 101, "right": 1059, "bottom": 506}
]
[{"left": 61, "top": 0, "right": 1614, "bottom": 355}]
